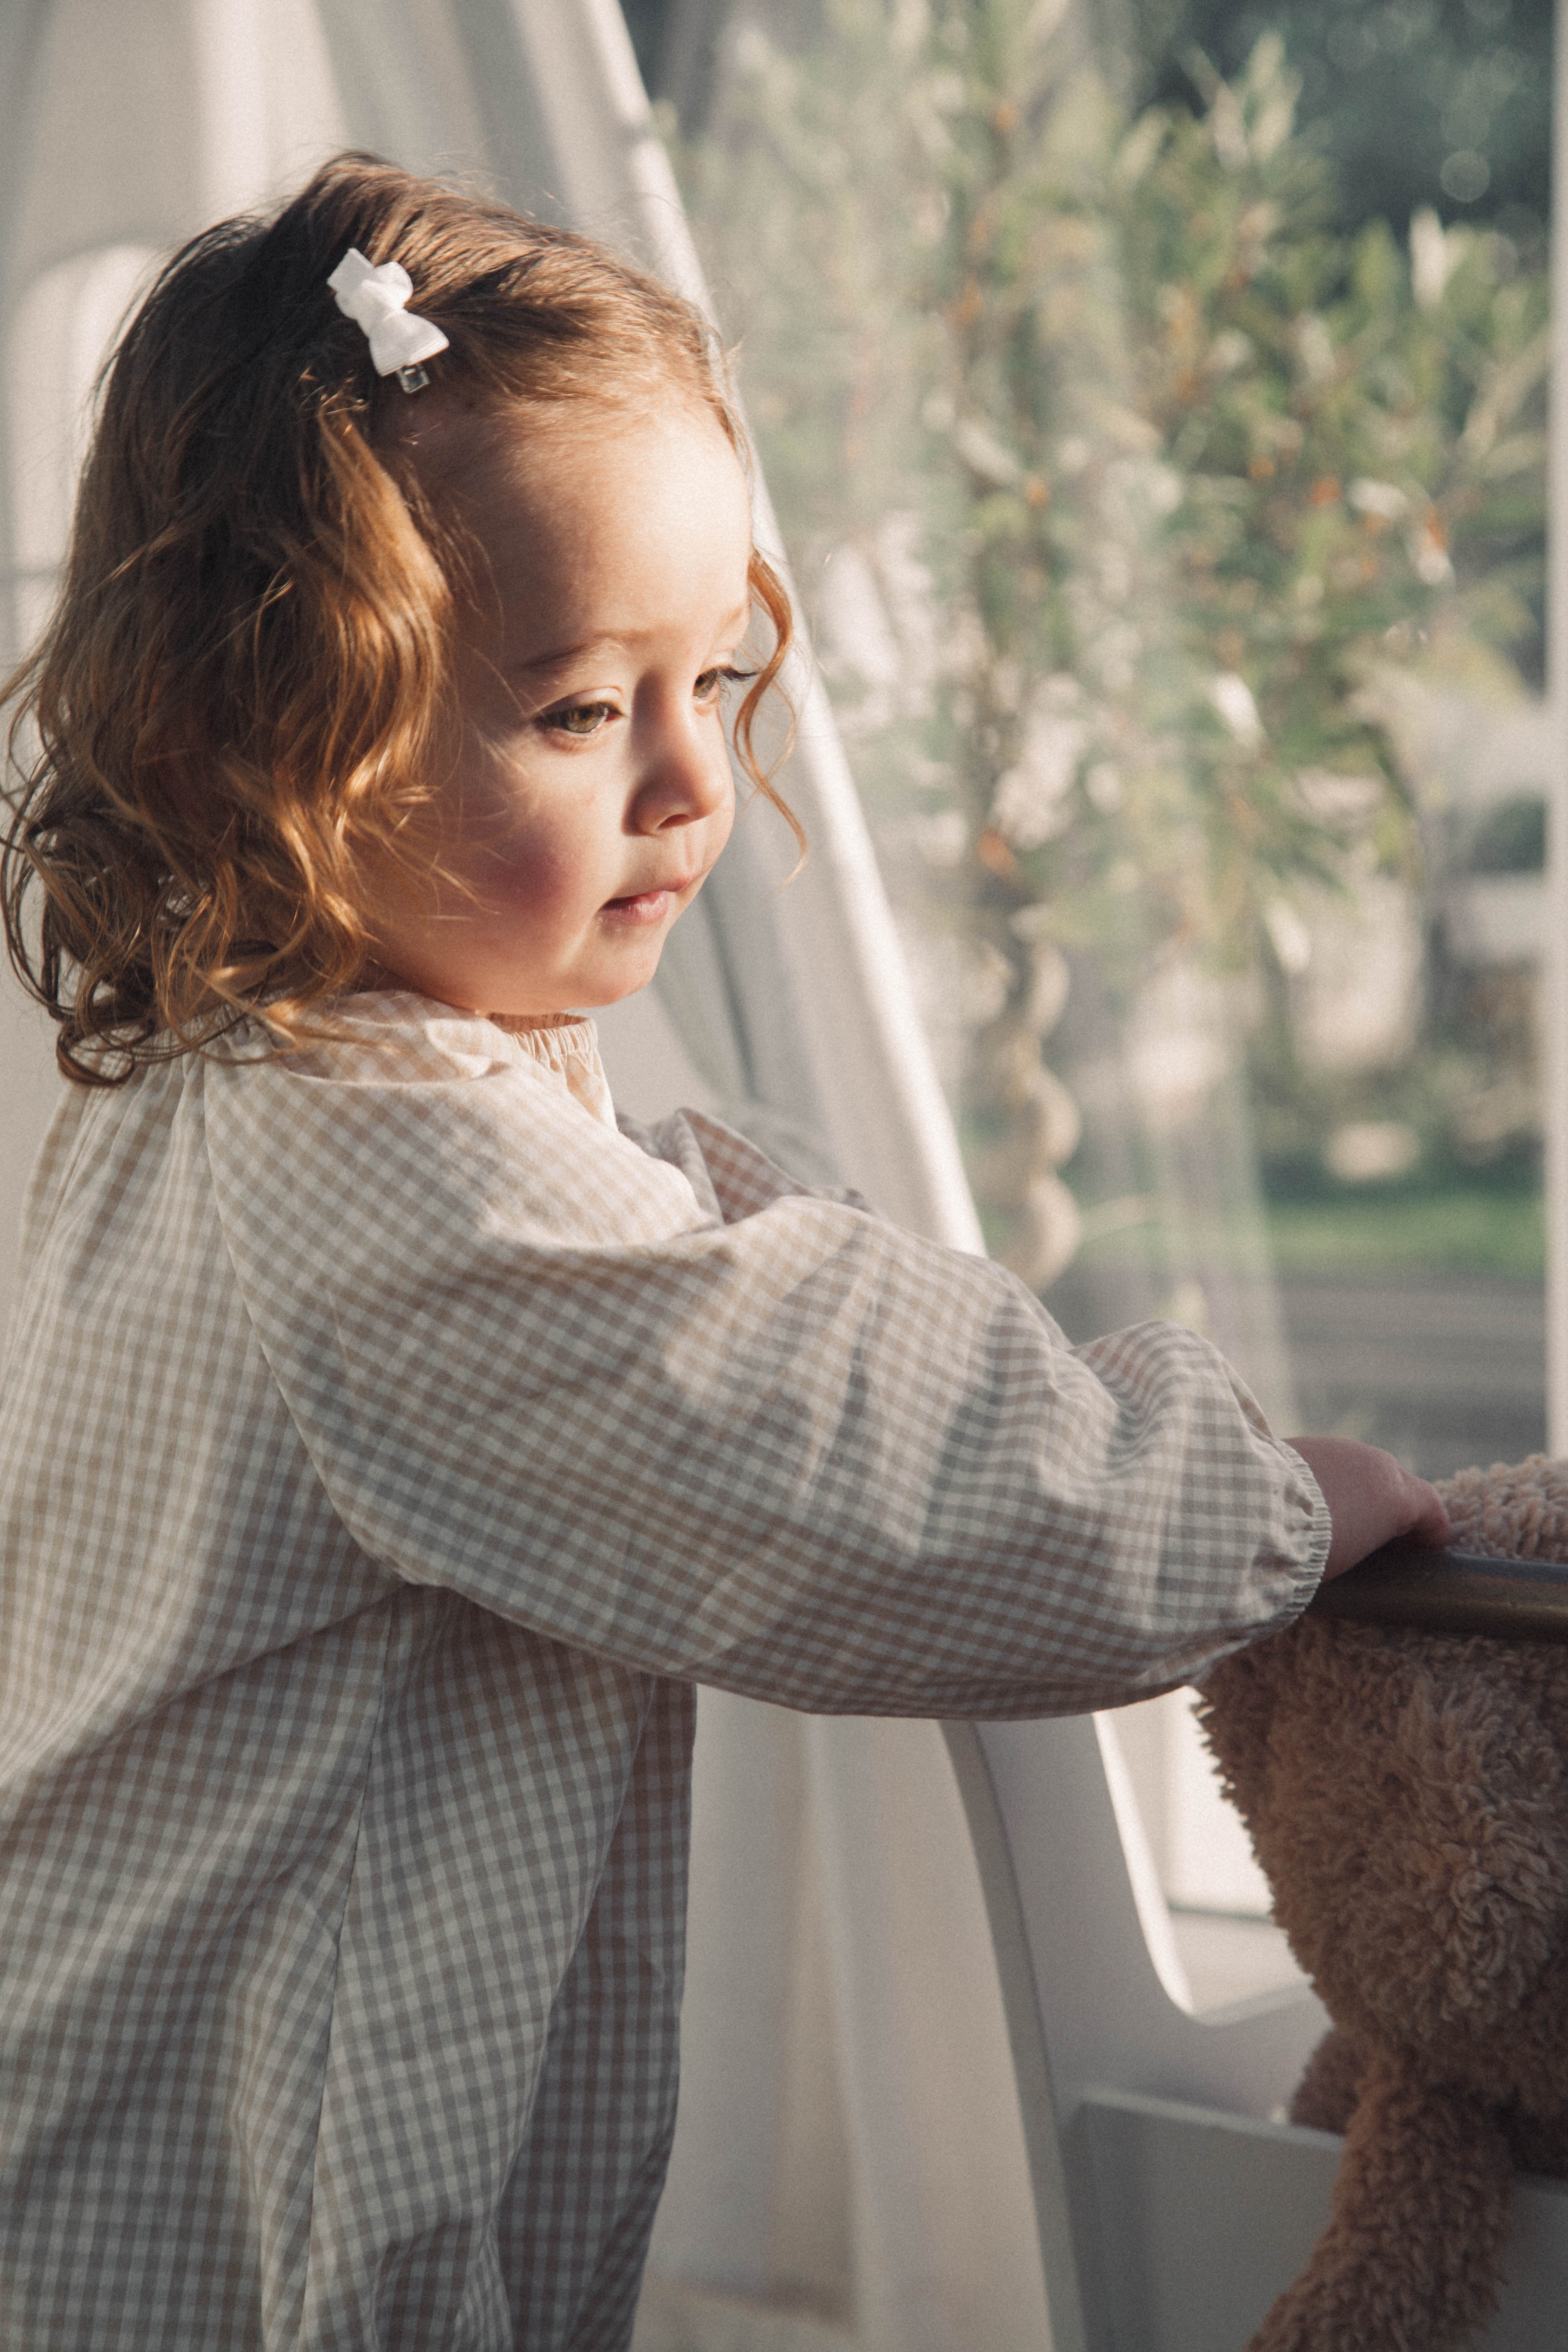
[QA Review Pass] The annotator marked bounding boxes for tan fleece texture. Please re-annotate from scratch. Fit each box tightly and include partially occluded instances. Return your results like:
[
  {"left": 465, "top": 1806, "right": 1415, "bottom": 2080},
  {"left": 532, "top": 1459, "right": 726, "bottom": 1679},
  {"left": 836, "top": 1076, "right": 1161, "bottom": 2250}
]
[{"left": 1197, "top": 1454, "right": 1568, "bottom": 2352}]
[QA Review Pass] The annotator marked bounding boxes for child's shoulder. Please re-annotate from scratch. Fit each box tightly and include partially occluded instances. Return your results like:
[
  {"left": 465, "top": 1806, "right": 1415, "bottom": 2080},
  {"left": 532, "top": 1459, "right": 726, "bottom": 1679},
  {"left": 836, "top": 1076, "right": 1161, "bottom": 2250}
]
[{"left": 201, "top": 990, "right": 707, "bottom": 1261}]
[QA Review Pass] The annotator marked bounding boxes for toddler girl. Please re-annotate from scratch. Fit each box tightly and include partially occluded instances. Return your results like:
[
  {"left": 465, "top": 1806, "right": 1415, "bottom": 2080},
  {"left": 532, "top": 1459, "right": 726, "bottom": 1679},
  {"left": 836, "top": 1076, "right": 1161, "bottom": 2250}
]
[{"left": 0, "top": 156, "right": 1444, "bottom": 2350}]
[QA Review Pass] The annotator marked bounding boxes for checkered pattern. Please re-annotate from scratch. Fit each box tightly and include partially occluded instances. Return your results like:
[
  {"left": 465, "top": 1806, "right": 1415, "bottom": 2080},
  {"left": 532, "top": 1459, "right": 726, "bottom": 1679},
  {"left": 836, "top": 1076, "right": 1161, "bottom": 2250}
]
[{"left": 0, "top": 993, "right": 1328, "bottom": 2347}]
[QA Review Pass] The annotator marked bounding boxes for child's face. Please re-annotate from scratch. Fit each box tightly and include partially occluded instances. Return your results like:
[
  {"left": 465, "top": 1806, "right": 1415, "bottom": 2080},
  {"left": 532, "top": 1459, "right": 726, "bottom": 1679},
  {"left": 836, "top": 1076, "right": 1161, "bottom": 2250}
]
[{"left": 363, "top": 399, "right": 753, "bottom": 1020}]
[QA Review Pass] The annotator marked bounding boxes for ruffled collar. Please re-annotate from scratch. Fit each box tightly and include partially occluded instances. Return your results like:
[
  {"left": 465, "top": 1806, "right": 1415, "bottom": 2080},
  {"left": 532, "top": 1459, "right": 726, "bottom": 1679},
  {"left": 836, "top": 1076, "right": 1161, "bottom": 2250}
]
[{"left": 489, "top": 1014, "right": 615, "bottom": 1127}]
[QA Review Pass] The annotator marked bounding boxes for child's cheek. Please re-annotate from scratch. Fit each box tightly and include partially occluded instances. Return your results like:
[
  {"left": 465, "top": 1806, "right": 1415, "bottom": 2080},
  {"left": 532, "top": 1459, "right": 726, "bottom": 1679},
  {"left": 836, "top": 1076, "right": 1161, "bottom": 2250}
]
[
  {"left": 454, "top": 761, "right": 565, "bottom": 898},
  {"left": 472, "top": 825, "right": 591, "bottom": 931}
]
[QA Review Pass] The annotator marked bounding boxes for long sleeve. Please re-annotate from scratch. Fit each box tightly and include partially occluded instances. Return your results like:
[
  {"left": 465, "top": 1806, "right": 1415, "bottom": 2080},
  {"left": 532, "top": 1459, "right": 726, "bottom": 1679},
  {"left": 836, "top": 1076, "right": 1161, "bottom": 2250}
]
[{"left": 203, "top": 1002, "right": 1327, "bottom": 1719}]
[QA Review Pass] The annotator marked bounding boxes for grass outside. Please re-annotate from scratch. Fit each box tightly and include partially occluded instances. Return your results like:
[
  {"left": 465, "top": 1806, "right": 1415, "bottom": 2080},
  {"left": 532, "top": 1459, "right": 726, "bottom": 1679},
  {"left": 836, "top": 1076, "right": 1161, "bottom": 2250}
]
[
  {"left": 1070, "top": 1179, "right": 1545, "bottom": 1282},
  {"left": 1261, "top": 1182, "right": 1544, "bottom": 1279}
]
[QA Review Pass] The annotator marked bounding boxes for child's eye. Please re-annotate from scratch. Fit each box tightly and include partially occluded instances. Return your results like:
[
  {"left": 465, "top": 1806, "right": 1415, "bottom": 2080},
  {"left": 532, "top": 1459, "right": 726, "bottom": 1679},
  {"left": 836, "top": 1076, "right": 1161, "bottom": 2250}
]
[
  {"left": 542, "top": 699, "right": 616, "bottom": 738},
  {"left": 696, "top": 664, "right": 756, "bottom": 705}
]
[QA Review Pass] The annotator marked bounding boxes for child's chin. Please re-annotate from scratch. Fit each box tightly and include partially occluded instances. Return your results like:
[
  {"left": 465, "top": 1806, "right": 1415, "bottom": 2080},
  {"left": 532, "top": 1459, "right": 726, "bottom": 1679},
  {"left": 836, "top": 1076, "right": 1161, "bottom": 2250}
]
[
  {"left": 572, "top": 941, "right": 673, "bottom": 1009},
  {"left": 596, "top": 961, "right": 666, "bottom": 1007}
]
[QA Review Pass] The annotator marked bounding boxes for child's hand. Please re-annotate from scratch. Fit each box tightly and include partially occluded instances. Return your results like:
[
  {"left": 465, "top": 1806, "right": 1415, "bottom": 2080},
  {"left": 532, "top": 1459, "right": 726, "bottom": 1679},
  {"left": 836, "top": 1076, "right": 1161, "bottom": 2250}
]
[{"left": 1288, "top": 1434, "right": 1450, "bottom": 1582}]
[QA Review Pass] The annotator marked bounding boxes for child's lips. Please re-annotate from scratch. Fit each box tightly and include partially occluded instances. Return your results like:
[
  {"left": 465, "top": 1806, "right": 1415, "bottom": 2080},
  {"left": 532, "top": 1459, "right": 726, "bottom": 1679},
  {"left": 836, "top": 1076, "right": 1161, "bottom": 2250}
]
[{"left": 601, "top": 875, "right": 699, "bottom": 924}]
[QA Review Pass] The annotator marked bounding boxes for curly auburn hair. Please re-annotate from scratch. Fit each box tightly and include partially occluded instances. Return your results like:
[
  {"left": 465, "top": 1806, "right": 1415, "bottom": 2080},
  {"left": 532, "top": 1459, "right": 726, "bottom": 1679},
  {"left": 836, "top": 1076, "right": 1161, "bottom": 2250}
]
[{"left": 1, "top": 153, "right": 798, "bottom": 1084}]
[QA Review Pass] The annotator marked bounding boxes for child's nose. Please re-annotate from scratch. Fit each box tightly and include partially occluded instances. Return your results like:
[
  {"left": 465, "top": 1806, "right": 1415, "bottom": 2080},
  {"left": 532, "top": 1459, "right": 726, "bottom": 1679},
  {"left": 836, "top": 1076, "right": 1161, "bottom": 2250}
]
[{"left": 633, "top": 709, "right": 731, "bottom": 829}]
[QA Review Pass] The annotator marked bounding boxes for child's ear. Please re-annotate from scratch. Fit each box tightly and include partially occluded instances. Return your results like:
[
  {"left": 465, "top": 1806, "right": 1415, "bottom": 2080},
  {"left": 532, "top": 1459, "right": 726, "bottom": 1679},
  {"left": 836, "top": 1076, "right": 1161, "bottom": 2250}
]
[{"left": 1264, "top": 1651, "right": 1568, "bottom": 2046}]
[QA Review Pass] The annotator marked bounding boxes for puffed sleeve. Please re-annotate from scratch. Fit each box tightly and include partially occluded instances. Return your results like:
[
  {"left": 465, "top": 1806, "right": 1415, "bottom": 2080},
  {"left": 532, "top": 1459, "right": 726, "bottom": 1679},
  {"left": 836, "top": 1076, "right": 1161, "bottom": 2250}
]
[{"left": 204, "top": 1025, "right": 1328, "bottom": 1718}]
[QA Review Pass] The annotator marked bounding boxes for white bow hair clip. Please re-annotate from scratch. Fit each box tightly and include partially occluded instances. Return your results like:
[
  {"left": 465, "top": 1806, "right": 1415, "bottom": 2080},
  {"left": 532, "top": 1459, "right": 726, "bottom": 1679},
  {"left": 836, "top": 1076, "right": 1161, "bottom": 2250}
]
[{"left": 328, "top": 248, "right": 449, "bottom": 392}]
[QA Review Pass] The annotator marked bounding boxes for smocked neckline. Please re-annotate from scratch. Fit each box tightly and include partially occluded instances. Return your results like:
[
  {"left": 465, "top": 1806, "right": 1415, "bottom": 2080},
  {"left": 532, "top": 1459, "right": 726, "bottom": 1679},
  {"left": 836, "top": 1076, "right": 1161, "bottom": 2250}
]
[
  {"left": 479, "top": 1011, "right": 613, "bottom": 1126},
  {"left": 327, "top": 993, "right": 608, "bottom": 1100},
  {"left": 497, "top": 1016, "right": 598, "bottom": 1064},
  {"left": 337, "top": 990, "right": 595, "bottom": 1055}
]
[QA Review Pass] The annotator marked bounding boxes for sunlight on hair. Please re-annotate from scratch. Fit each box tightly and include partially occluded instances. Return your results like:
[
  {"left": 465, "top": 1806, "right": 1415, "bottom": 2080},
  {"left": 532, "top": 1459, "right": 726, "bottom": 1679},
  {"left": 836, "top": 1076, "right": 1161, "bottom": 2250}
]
[{"left": 0, "top": 154, "right": 799, "bottom": 1083}]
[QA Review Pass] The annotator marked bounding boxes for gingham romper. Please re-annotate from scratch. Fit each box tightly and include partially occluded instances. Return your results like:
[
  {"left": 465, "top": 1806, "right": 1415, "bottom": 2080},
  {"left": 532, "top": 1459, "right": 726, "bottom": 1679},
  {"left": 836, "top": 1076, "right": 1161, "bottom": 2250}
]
[{"left": 0, "top": 992, "right": 1327, "bottom": 2349}]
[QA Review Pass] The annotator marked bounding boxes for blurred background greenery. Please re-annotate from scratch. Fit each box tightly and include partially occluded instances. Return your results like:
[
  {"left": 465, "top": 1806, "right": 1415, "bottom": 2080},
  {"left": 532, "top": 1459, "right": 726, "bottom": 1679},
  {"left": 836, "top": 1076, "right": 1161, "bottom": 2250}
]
[
  {"left": 623, "top": 0, "right": 1551, "bottom": 1472},
  {"left": 627, "top": 0, "right": 1552, "bottom": 237},
  {"left": 621, "top": 21, "right": 1555, "bottom": 2335}
]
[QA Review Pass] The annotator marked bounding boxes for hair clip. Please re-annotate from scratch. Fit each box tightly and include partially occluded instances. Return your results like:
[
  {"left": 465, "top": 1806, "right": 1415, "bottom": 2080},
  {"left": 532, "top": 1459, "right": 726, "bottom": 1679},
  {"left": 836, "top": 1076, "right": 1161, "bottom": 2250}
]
[{"left": 328, "top": 247, "right": 449, "bottom": 394}]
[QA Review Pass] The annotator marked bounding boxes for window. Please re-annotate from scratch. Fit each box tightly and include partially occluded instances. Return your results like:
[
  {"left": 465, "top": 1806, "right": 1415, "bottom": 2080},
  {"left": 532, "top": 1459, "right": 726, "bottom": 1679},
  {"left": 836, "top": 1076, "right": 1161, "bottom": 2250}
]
[{"left": 660, "top": 0, "right": 1554, "bottom": 2000}]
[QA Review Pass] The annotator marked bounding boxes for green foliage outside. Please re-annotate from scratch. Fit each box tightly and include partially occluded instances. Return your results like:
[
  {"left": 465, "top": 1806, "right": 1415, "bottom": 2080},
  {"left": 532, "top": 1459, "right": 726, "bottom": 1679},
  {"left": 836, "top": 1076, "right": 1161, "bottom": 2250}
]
[
  {"left": 676, "top": 1, "right": 1548, "bottom": 1283},
  {"left": 1141, "top": 0, "right": 1551, "bottom": 246}
]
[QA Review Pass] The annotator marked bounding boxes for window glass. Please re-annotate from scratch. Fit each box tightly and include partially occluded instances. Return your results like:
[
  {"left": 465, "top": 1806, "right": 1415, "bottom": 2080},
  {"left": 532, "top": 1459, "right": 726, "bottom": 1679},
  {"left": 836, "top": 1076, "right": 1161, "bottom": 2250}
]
[{"left": 671, "top": 0, "right": 1551, "bottom": 1988}]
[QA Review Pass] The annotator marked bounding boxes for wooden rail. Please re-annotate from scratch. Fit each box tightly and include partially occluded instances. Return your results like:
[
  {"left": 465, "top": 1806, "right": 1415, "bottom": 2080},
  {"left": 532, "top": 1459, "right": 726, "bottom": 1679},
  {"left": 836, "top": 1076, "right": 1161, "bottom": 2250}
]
[{"left": 1308, "top": 1537, "right": 1568, "bottom": 1645}]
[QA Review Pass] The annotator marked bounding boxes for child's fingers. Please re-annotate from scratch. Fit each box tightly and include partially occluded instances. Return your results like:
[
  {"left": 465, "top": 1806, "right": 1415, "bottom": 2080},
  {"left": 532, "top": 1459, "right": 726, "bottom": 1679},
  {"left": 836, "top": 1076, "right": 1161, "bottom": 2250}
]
[
  {"left": 1402, "top": 1470, "right": 1450, "bottom": 1550},
  {"left": 1289, "top": 1435, "right": 1449, "bottom": 1580}
]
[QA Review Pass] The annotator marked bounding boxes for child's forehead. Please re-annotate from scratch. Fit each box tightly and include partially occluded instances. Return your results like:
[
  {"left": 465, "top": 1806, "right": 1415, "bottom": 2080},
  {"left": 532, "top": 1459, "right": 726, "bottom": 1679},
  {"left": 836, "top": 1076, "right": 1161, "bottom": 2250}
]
[
  {"left": 392, "top": 393, "right": 752, "bottom": 644},
  {"left": 392, "top": 389, "right": 724, "bottom": 507}
]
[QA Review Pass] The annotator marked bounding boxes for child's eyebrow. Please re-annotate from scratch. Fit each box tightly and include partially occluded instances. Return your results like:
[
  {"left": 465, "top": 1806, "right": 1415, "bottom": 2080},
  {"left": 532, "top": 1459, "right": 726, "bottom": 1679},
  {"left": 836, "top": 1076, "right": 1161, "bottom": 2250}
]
[
  {"left": 513, "top": 605, "right": 754, "bottom": 678},
  {"left": 513, "top": 636, "right": 622, "bottom": 676}
]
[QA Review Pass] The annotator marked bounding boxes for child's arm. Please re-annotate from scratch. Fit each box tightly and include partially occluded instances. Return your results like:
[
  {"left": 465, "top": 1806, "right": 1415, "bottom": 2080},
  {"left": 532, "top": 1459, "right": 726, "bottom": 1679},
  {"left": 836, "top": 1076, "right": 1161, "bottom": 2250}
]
[
  {"left": 1286, "top": 1436, "right": 1449, "bottom": 1580},
  {"left": 209, "top": 1039, "right": 1335, "bottom": 1719},
  {"left": 644, "top": 1112, "right": 1451, "bottom": 1592},
  {"left": 642, "top": 1114, "right": 1451, "bottom": 1589}
]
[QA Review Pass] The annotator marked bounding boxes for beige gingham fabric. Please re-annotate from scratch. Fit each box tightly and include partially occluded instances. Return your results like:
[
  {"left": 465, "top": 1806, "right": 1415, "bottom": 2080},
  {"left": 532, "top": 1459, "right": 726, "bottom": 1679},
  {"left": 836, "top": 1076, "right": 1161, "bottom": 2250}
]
[{"left": 0, "top": 992, "right": 1328, "bottom": 2349}]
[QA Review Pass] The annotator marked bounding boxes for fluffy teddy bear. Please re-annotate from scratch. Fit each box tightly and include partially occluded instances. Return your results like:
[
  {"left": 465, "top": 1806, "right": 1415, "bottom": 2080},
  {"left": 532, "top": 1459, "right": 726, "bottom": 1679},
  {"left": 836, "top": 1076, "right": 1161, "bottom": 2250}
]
[{"left": 1195, "top": 1452, "right": 1568, "bottom": 2352}]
